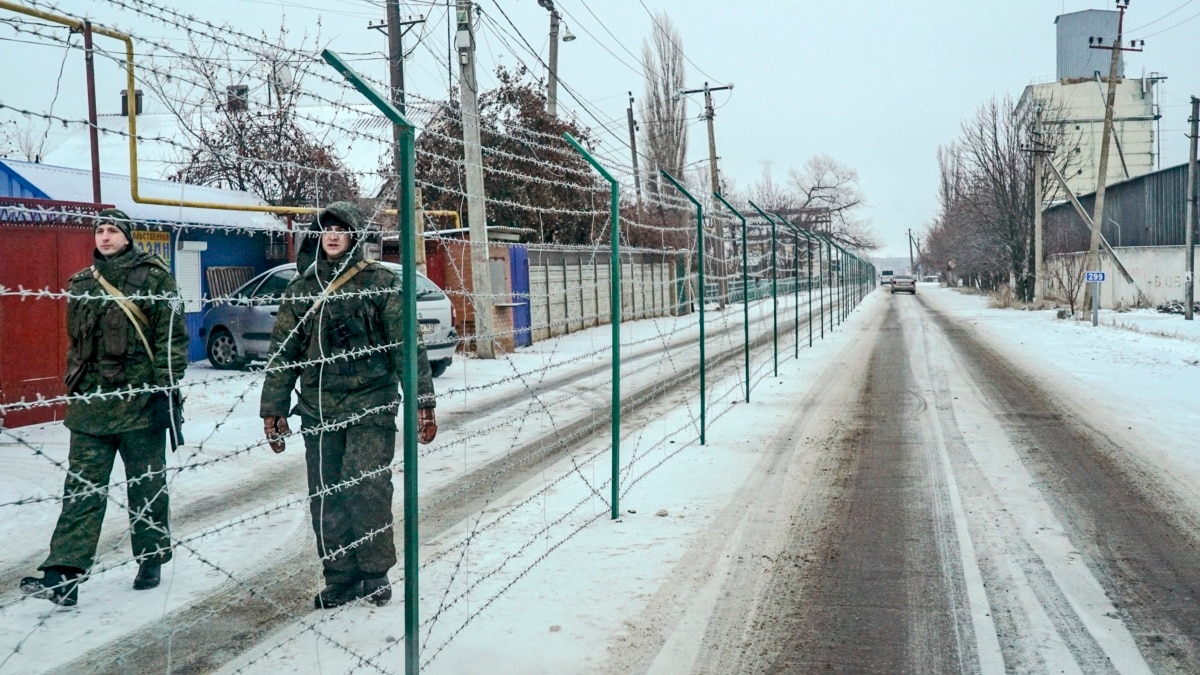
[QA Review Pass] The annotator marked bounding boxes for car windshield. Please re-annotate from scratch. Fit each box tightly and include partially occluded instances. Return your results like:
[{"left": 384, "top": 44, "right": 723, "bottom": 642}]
[
  {"left": 415, "top": 274, "right": 445, "bottom": 300},
  {"left": 252, "top": 270, "right": 296, "bottom": 302}
]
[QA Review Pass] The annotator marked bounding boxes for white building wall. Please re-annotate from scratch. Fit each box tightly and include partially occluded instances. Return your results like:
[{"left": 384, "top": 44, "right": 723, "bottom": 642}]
[
  {"left": 1045, "top": 246, "right": 1197, "bottom": 308},
  {"left": 1021, "top": 79, "right": 1157, "bottom": 200}
]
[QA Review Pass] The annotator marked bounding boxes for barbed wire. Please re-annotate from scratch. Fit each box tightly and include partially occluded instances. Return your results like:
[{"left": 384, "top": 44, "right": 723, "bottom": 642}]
[{"left": 0, "top": 5, "right": 876, "bottom": 671}]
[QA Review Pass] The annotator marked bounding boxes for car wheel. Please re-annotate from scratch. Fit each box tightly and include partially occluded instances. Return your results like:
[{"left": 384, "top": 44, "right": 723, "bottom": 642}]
[
  {"left": 430, "top": 359, "right": 450, "bottom": 378},
  {"left": 207, "top": 329, "right": 244, "bottom": 370}
]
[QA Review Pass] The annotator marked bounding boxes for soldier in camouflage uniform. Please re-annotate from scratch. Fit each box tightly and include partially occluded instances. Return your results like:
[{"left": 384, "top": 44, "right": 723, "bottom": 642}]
[
  {"left": 259, "top": 202, "right": 438, "bottom": 609},
  {"left": 21, "top": 208, "right": 188, "bottom": 607}
]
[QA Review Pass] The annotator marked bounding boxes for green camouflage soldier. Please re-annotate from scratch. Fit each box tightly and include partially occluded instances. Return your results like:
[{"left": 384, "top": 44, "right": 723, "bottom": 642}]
[
  {"left": 21, "top": 208, "right": 188, "bottom": 607},
  {"left": 259, "top": 202, "right": 437, "bottom": 609}
]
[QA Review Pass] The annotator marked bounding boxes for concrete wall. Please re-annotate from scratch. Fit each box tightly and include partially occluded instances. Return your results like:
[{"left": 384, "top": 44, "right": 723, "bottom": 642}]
[
  {"left": 1045, "top": 246, "right": 1198, "bottom": 308},
  {"left": 527, "top": 251, "right": 678, "bottom": 343}
]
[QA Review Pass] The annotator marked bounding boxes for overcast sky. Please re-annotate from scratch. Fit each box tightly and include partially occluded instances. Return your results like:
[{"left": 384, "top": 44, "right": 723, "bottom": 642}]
[{"left": 1, "top": 0, "right": 1198, "bottom": 258}]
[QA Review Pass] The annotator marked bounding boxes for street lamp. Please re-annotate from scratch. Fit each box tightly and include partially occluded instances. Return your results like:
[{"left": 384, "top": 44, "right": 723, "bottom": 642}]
[{"left": 539, "top": 0, "right": 573, "bottom": 116}]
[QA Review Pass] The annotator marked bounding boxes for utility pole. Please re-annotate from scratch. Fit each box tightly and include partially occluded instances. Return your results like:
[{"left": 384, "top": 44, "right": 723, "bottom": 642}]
[
  {"left": 455, "top": 0, "right": 495, "bottom": 358},
  {"left": 538, "top": 0, "right": 574, "bottom": 117},
  {"left": 681, "top": 82, "right": 733, "bottom": 307},
  {"left": 370, "top": 6, "right": 424, "bottom": 116},
  {"left": 80, "top": 21, "right": 101, "bottom": 202},
  {"left": 626, "top": 92, "right": 642, "bottom": 213},
  {"left": 1030, "top": 104, "right": 1050, "bottom": 302},
  {"left": 907, "top": 228, "right": 914, "bottom": 274},
  {"left": 1084, "top": 0, "right": 1143, "bottom": 310},
  {"left": 370, "top": 7, "right": 425, "bottom": 266},
  {"left": 546, "top": 4, "right": 560, "bottom": 117},
  {"left": 1186, "top": 96, "right": 1198, "bottom": 321}
]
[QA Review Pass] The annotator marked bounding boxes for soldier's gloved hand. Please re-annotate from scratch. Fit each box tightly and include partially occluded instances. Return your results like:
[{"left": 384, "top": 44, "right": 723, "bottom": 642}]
[
  {"left": 263, "top": 415, "right": 291, "bottom": 453},
  {"left": 417, "top": 408, "right": 437, "bottom": 445}
]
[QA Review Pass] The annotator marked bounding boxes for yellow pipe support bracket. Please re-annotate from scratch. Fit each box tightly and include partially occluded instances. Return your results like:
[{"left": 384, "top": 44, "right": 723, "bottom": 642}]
[{"left": 1, "top": 0, "right": 321, "bottom": 215}]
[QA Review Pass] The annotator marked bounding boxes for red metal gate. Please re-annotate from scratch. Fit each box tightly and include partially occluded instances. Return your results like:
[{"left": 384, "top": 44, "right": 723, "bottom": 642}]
[{"left": 1, "top": 199, "right": 102, "bottom": 427}]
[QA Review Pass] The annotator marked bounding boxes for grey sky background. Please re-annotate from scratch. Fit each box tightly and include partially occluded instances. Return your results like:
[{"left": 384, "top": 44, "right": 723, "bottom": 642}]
[{"left": 1, "top": 0, "right": 1197, "bottom": 258}]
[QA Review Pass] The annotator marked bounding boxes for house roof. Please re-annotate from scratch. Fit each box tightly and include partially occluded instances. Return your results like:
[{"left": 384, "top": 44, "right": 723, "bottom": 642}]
[
  {"left": 41, "top": 103, "right": 437, "bottom": 200},
  {"left": 0, "top": 158, "right": 282, "bottom": 231}
]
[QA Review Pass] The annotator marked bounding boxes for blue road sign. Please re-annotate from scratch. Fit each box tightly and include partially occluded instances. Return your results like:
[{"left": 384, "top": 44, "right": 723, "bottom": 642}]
[{"left": 1085, "top": 271, "right": 1106, "bottom": 283}]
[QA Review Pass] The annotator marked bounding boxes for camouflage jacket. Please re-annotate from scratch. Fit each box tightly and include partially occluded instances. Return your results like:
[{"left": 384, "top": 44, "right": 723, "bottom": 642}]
[
  {"left": 259, "top": 245, "right": 436, "bottom": 427},
  {"left": 64, "top": 245, "right": 189, "bottom": 435}
]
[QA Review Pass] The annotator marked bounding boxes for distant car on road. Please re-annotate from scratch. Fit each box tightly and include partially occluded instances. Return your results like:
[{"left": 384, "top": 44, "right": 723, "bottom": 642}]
[
  {"left": 890, "top": 274, "right": 916, "bottom": 295},
  {"left": 881, "top": 269, "right": 895, "bottom": 285},
  {"left": 200, "top": 262, "right": 457, "bottom": 376}
]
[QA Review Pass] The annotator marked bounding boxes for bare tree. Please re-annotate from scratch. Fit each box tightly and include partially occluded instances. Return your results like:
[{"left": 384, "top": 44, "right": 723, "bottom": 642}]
[
  {"left": 787, "top": 155, "right": 876, "bottom": 249},
  {"left": 141, "top": 23, "right": 359, "bottom": 207},
  {"left": 0, "top": 119, "right": 17, "bottom": 158},
  {"left": 1044, "top": 253, "right": 1086, "bottom": 315},
  {"left": 0, "top": 119, "right": 48, "bottom": 162},
  {"left": 640, "top": 12, "right": 687, "bottom": 195},
  {"left": 925, "top": 94, "right": 1082, "bottom": 297},
  {"left": 745, "top": 158, "right": 878, "bottom": 250},
  {"left": 415, "top": 66, "right": 600, "bottom": 245}
]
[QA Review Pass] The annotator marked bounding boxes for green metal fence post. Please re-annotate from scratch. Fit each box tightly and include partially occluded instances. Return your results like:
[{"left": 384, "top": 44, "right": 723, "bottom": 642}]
[
  {"left": 563, "top": 132, "right": 622, "bottom": 519},
  {"left": 747, "top": 201, "right": 780, "bottom": 374},
  {"left": 713, "top": 192, "right": 750, "bottom": 403},
  {"left": 772, "top": 214, "right": 801, "bottom": 357},
  {"left": 841, "top": 247, "right": 847, "bottom": 321},
  {"left": 792, "top": 230, "right": 799, "bottom": 358},
  {"left": 833, "top": 242, "right": 842, "bottom": 325},
  {"left": 825, "top": 236, "right": 838, "bottom": 329},
  {"left": 771, "top": 215, "right": 777, "bottom": 375},
  {"left": 770, "top": 214, "right": 803, "bottom": 359},
  {"left": 806, "top": 233, "right": 813, "bottom": 347},
  {"left": 321, "top": 49, "right": 421, "bottom": 675},
  {"left": 662, "top": 171, "right": 706, "bottom": 445}
]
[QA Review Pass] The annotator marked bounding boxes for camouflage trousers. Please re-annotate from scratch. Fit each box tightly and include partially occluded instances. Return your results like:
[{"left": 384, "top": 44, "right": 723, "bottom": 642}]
[
  {"left": 303, "top": 422, "right": 397, "bottom": 584},
  {"left": 42, "top": 427, "right": 172, "bottom": 572}
]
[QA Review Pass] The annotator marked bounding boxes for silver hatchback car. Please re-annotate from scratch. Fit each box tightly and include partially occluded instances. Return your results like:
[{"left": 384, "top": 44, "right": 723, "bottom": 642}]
[{"left": 200, "top": 262, "right": 457, "bottom": 376}]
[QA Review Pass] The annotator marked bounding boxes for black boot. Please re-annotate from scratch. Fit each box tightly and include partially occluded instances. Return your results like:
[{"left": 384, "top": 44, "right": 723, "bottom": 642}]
[
  {"left": 133, "top": 562, "right": 161, "bottom": 590},
  {"left": 314, "top": 580, "right": 363, "bottom": 609},
  {"left": 20, "top": 568, "right": 82, "bottom": 607},
  {"left": 361, "top": 576, "right": 391, "bottom": 607}
]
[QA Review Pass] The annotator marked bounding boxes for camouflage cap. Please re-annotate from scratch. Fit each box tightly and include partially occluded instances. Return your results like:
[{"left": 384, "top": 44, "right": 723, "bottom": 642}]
[{"left": 96, "top": 208, "right": 134, "bottom": 243}]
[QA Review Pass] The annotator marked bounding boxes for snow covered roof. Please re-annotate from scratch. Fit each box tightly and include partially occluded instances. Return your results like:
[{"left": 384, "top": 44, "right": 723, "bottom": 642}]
[{"left": 0, "top": 158, "right": 281, "bottom": 231}]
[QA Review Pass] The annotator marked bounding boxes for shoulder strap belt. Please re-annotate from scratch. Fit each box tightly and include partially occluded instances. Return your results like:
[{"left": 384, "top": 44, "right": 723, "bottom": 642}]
[
  {"left": 310, "top": 260, "right": 371, "bottom": 314},
  {"left": 92, "top": 266, "right": 155, "bottom": 358}
]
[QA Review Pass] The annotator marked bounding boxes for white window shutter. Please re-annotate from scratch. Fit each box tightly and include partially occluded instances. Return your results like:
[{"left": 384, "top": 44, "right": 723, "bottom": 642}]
[{"left": 176, "top": 249, "right": 203, "bottom": 314}]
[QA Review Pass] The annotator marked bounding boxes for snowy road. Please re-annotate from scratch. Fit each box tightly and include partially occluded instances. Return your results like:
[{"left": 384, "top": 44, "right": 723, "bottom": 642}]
[
  {"left": 630, "top": 289, "right": 1200, "bottom": 674},
  {"left": 4, "top": 284, "right": 1200, "bottom": 674}
]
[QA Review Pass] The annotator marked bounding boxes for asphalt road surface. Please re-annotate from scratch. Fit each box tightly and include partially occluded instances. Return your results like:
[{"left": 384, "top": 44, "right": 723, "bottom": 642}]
[{"left": 625, "top": 290, "right": 1200, "bottom": 674}]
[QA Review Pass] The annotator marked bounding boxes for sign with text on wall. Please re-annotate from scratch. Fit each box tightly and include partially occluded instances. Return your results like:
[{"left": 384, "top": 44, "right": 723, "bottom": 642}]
[
  {"left": 1085, "top": 271, "right": 1106, "bottom": 283},
  {"left": 133, "top": 230, "right": 172, "bottom": 266}
]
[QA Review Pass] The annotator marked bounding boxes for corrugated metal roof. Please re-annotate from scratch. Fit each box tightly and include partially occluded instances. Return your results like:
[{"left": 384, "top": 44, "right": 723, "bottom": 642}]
[
  {"left": 0, "top": 158, "right": 282, "bottom": 231},
  {"left": 41, "top": 102, "right": 438, "bottom": 199}
]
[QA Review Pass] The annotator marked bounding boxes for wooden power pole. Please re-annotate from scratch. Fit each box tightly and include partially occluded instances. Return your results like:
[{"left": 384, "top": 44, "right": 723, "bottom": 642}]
[
  {"left": 626, "top": 93, "right": 642, "bottom": 213},
  {"left": 1084, "top": 1, "right": 1143, "bottom": 309},
  {"left": 1186, "top": 96, "right": 1198, "bottom": 320},
  {"left": 681, "top": 82, "right": 733, "bottom": 307}
]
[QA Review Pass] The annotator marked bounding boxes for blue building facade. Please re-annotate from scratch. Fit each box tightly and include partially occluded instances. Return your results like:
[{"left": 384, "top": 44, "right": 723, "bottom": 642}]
[{"left": 0, "top": 158, "right": 285, "bottom": 362}]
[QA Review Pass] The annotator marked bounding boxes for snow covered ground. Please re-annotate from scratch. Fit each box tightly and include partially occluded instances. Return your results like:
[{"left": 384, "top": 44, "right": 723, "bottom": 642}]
[{"left": 1, "top": 282, "right": 1197, "bottom": 673}]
